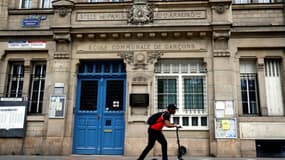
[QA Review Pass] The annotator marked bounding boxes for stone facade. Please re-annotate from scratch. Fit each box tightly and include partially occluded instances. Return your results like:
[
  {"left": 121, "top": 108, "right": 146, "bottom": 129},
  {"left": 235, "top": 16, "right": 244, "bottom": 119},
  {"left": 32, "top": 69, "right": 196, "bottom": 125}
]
[{"left": 0, "top": 0, "right": 284, "bottom": 158}]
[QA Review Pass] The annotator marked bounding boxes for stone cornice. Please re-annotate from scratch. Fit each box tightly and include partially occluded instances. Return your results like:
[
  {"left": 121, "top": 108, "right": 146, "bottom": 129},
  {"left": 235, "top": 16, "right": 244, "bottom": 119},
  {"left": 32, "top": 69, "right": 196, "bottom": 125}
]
[{"left": 72, "top": 31, "right": 209, "bottom": 40}]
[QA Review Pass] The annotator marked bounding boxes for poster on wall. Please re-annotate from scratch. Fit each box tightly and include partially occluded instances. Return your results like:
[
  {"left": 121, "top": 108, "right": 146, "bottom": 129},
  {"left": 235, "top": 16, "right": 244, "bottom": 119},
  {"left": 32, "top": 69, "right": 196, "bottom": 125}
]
[
  {"left": 0, "top": 98, "right": 27, "bottom": 137},
  {"left": 48, "top": 96, "right": 66, "bottom": 118},
  {"left": 215, "top": 100, "right": 234, "bottom": 118},
  {"left": 215, "top": 118, "right": 237, "bottom": 139}
]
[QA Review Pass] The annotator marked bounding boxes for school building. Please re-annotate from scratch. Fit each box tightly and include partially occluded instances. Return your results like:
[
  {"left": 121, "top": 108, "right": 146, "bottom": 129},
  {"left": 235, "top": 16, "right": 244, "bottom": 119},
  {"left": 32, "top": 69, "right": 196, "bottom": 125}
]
[{"left": 0, "top": 0, "right": 285, "bottom": 158}]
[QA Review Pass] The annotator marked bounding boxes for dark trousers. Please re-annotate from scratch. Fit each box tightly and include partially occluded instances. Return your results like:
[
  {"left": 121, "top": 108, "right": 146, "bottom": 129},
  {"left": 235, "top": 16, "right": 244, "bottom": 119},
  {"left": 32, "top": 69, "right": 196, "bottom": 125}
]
[{"left": 137, "top": 128, "right": 168, "bottom": 160}]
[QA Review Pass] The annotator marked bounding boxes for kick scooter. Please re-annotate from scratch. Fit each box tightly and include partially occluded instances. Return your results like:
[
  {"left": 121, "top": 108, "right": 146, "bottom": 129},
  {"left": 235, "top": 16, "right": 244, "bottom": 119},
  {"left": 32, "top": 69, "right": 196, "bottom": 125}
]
[{"left": 176, "top": 126, "right": 186, "bottom": 160}]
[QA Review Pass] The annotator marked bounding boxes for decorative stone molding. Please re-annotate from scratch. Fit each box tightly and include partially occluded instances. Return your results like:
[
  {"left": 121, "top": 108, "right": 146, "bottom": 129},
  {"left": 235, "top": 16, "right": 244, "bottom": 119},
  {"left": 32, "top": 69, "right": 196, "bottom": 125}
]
[
  {"left": 54, "top": 52, "right": 70, "bottom": 59},
  {"left": 212, "top": 30, "right": 230, "bottom": 57},
  {"left": 128, "top": 0, "right": 153, "bottom": 25},
  {"left": 0, "top": 50, "right": 4, "bottom": 59},
  {"left": 53, "top": 33, "right": 71, "bottom": 43},
  {"left": 132, "top": 76, "right": 147, "bottom": 83},
  {"left": 118, "top": 52, "right": 133, "bottom": 65},
  {"left": 213, "top": 31, "right": 230, "bottom": 40},
  {"left": 209, "top": 0, "right": 232, "bottom": 14},
  {"left": 213, "top": 50, "right": 230, "bottom": 57},
  {"left": 212, "top": 4, "right": 229, "bottom": 14},
  {"left": 257, "top": 58, "right": 265, "bottom": 70},
  {"left": 118, "top": 51, "right": 163, "bottom": 70},
  {"left": 147, "top": 52, "right": 163, "bottom": 64},
  {"left": 52, "top": 0, "right": 74, "bottom": 17}
]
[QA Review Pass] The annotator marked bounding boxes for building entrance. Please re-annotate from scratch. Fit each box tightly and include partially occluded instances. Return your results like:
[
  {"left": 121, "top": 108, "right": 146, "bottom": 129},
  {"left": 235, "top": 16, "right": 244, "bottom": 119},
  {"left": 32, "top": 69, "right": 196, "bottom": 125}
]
[{"left": 73, "top": 61, "right": 126, "bottom": 155}]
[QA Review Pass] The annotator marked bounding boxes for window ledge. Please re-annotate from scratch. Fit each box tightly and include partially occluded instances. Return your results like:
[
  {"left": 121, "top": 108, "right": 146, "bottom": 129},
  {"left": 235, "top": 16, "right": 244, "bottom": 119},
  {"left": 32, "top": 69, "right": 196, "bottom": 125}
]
[
  {"left": 163, "top": 127, "right": 209, "bottom": 131},
  {"left": 8, "top": 9, "right": 54, "bottom": 15},
  {"left": 27, "top": 115, "right": 45, "bottom": 122},
  {"left": 239, "top": 116, "right": 285, "bottom": 122}
]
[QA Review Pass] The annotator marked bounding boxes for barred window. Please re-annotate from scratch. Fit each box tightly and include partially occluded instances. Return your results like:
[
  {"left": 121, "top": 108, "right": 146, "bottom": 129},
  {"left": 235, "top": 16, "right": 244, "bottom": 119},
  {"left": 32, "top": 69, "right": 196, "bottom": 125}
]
[
  {"left": 20, "top": 0, "right": 32, "bottom": 9},
  {"left": 29, "top": 63, "right": 46, "bottom": 113},
  {"left": 6, "top": 62, "right": 24, "bottom": 98},
  {"left": 240, "top": 60, "right": 259, "bottom": 115},
  {"left": 40, "top": 0, "right": 53, "bottom": 8},
  {"left": 155, "top": 59, "right": 208, "bottom": 130},
  {"left": 89, "top": 0, "right": 125, "bottom": 2},
  {"left": 234, "top": 0, "right": 283, "bottom": 4}
]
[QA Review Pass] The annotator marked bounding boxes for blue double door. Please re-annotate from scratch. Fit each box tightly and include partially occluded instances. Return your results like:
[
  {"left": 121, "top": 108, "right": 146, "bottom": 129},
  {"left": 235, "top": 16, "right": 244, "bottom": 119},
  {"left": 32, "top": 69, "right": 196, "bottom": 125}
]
[{"left": 73, "top": 62, "right": 126, "bottom": 155}]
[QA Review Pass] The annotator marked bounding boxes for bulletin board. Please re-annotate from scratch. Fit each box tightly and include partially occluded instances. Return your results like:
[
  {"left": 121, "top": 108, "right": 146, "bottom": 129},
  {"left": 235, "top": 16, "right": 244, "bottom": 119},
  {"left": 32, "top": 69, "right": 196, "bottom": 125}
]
[
  {"left": 48, "top": 96, "right": 66, "bottom": 118},
  {"left": 0, "top": 99, "right": 28, "bottom": 137},
  {"left": 215, "top": 118, "right": 237, "bottom": 139}
]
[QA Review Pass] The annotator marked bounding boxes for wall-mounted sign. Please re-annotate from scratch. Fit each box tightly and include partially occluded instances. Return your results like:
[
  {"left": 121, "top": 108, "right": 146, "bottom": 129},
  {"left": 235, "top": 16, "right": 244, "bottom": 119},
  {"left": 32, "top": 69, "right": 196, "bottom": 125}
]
[
  {"left": 130, "top": 93, "right": 149, "bottom": 107},
  {"left": 0, "top": 107, "right": 25, "bottom": 129},
  {"left": 22, "top": 15, "right": 46, "bottom": 28},
  {"left": 0, "top": 99, "right": 27, "bottom": 137},
  {"left": 22, "top": 18, "right": 40, "bottom": 27},
  {"left": 8, "top": 40, "right": 46, "bottom": 49},
  {"left": 48, "top": 96, "right": 66, "bottom": 118},
  {"left": 215, "top": 118, "right": 237, "bottom": 139}
]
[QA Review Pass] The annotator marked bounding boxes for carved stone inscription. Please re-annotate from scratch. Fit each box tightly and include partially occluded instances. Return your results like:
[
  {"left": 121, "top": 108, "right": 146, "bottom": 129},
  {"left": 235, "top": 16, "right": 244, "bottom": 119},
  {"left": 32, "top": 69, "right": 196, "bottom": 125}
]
[
  {"left": 77, "top": 12, "right": 127, "bottom": 21},
  {"left": 76, "top": 10, "right": 207, "bottom": 21},
  {"left": 155, "top": 10, "right": 207, "bottom": 20},
  {"left": 77, "top": 40, "right": 207, "bottom": 52}
]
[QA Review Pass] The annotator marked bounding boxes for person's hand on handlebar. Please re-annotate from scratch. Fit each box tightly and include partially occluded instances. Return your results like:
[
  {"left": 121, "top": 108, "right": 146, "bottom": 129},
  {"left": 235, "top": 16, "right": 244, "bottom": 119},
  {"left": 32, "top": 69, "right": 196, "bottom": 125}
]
[{"left": 176, "top": 124, "right": 182, "bottom": 128}]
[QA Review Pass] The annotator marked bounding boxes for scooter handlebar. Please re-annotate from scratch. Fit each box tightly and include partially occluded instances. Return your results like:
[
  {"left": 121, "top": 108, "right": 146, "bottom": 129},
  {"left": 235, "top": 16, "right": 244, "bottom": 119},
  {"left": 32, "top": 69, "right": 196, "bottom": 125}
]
[{"left": 176, "top": 125, "right": 182, "bottom": 129}]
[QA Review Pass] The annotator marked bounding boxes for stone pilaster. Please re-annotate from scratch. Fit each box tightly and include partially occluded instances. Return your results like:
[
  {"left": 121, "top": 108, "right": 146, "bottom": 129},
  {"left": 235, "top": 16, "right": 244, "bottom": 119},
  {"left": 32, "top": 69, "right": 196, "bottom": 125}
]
[
  {"left": 209, "top": 0, "right": 240, "bottom": 158},
  {"left": 44, "top": 0, "right": 74, "bottom": 154},
  {"left": 257, "top": 58, "right": 268, "bottom": 116},
  {"left": 0, "top": 0, "right": 8, "bottom": 29},
  {"left": 22, "top": 59, "right": 32, "bottom": 99},
  {"left": 118, "top": 51, "right": 162, "bottom": 121}
]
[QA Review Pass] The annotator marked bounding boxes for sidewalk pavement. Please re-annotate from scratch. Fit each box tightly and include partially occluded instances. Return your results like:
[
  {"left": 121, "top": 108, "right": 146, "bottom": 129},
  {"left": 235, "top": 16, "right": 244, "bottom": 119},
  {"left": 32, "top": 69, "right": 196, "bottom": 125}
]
[{"left": 0, "top": 155, "right": 284, "bottom": 160}]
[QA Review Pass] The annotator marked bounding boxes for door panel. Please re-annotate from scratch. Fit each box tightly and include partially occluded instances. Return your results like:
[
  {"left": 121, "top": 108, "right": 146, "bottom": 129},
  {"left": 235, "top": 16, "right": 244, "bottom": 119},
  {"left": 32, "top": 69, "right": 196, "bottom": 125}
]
[
  {"left": 73, "top": 80, "right": 100, "bottom": 154},
  {"left": 73, "top": 78, "right": 125, "bottom": 155},
  {"left": 101, "top": 80, "right": 125, "bottom": 154}
]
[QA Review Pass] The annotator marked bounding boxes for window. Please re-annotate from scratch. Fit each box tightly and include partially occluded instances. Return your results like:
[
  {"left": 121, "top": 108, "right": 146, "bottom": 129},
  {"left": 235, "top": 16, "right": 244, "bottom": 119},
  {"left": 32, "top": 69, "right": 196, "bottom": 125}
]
[
  {"left": 40, "top": 0, "right": 53, "bottom": 8},
  {"left": 20, "top": 0, "right": 32, "bottom": 9},
  {"left": 29, "top": 63, "right": 46, "bottom": 113},
  {"left": 240, "top": 60, "right": 260, "bottom": 115},
  {"left": 184, "top": 76, "right": 204, "bottom": 110},
  {"left": 157, "top": 78, "right": 177, "bottom": 109},
  {"left": 6, "top": 62, "right": 24, "bottom": 98},
  {"left": 89, "top": 0, "right": 123, "bottom": 2},
  {"left": 234, "top": 0, "right": 283, "bottom": 4},
  {"left": 265, "top": 59, "right": 284, "bottom": 116},
  {"left": 155, "top": 60, "right": 208, "bottom": 129}
]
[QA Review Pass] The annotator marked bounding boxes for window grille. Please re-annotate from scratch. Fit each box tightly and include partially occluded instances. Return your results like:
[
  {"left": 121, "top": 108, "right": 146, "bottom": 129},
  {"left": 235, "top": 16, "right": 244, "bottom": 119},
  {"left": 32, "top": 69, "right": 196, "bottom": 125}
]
[
  {"left": 234, "top": 0, "right": 283, "bottom": 4},
  {"left": 6, "top": 63, "right": 24, "bottom": 98},
  {"left": 29, "top": 63, "right": 46, "bottom": 113},
  {"left": 240, "top": 60, "right": 259, "bottom": 115},
  {"left": 89, "top": 0, "right": 124, "bottom": 2},
  {"left": 264, "top": 59, "right": 284, "bottom": 116},
  {"left": 21, "top": 0, "right": 32, "bottom": 9},
  {"left": 155, "top": 59, "right": 208, "bottom": 130},
  {"left": 240, "top": 73, "right": 259, "bottom": 115},
  {"left": 41, "top": 0, "right": 53, "bottom": 8}
]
